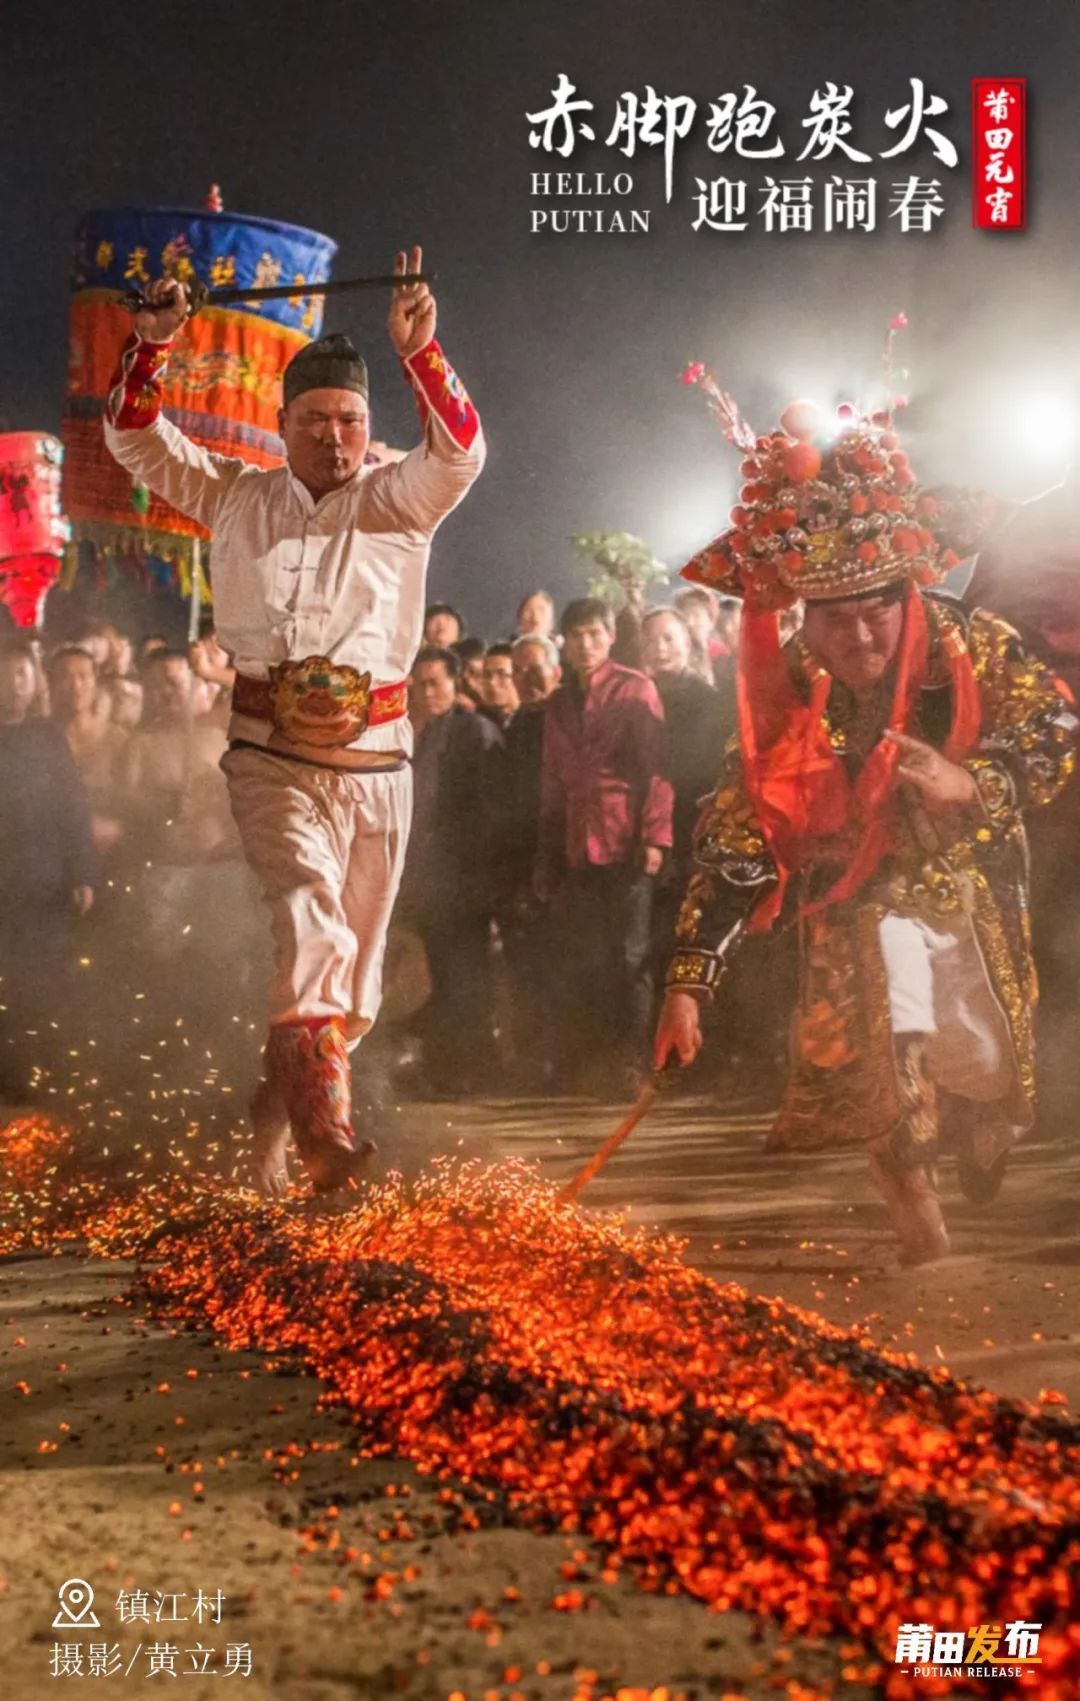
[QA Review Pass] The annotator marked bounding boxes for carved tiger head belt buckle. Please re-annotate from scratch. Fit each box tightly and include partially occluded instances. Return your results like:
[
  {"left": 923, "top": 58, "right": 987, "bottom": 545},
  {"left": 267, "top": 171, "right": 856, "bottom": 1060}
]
[{"left": 268, "top": 656, "right": 373, "bottom": 748}]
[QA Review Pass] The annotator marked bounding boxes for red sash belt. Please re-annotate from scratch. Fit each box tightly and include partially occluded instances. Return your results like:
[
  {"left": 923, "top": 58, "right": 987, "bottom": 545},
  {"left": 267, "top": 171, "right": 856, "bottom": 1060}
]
[
  {"left": 232, "top": 663, "right": 408, "bottom": 749},
  {"left": 233, "top": 673, "right": 407, "bottom": 724}
]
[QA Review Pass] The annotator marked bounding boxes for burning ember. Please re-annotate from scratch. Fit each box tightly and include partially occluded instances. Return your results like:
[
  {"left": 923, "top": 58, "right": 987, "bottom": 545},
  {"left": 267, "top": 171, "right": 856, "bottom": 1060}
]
[
  {"left": 2, "top": 1122, "right": 1077, "bottom": 1696},
  {"left": 0, "top": 1113, "right": 74, "bottom": 1191}
]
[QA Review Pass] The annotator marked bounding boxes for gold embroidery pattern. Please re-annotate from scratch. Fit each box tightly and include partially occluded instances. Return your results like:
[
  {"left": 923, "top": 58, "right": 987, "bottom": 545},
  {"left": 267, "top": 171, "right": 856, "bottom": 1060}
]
[
  {"left": 949, "top": 841, "right": 1037, "bottom": 1104},
  {"left": 667, "top": 950, "right": 722, "bottom": 991},
  {"left": 693, "top": 765, "right": 769, "bottom": 865},
  {"left": 966, "top": 755, "right": 1016, "bottom": 826},
  {"left": 967, "top": 609, "right": 1078, "bottom": 808},
  {"left": 768, "top": 902, "right": 903, "bottom": 1152},
  {"left": 893, "top": 1034, "right": 939, "bottom": 1153},
  {"left": 269, "top": 656, "right": 373, "bottom": 749},
  {"left": 674, "top": 871, "right": 719, "bottom": 943},
  {"left": 824, "top": 677, "right": 893, "bottom": 760},
  {"left": 792, "top": 911, "right": 859, "bottom": 1069},
  {"left": 881, "top": 853, "right": 965, "bottom": 922}
]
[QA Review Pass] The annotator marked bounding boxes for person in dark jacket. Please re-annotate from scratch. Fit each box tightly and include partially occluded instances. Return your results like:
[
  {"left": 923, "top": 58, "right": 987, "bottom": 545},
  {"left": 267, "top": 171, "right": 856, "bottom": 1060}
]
[
  {"left": 478, "top": 642, "right": 520, "bottom": 733},
  {"left": 502, "top": 637, "right": 562, "bottom": 880},
  {"left": 450, "top": 635, "right": 486, "bottom": 712},
  {"left": 0, "top": 637, "right": 98, "bottom": 1098},
  {"left": 496, "top": 635, "right": 563, "bottom": 1086},
  {"left": 640, "top": 608, "right": 730, "bottom": 868},
  {"left": 402, "top": 646, "right": 502, "bottom": 1091},
  {"left": 640, "top": 606, "right": 733, "bottom": 1004}
]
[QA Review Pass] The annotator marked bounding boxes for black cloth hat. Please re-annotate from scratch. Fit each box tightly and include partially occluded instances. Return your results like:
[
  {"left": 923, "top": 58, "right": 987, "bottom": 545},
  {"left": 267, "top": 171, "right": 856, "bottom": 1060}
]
[{"left": 283, "top": 333, "right": 368, "bottom": 406}]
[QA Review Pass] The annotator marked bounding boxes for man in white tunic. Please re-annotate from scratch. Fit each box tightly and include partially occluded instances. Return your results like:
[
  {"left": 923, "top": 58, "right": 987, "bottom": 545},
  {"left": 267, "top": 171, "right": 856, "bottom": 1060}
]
[{"left": 105, "top": 248, "right": 484, "bottom": 1193}]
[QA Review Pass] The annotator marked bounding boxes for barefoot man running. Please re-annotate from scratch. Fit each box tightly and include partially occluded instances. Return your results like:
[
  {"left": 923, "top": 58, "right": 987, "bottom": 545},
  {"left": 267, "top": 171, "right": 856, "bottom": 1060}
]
[{"left": 105, "top": 247, "right": 485, "bottom": 1193}]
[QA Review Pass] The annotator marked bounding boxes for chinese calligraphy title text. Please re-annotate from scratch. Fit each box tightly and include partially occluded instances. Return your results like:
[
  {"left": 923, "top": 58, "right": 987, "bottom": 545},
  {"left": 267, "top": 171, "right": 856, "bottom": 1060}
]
[{"left": 523, "top": 77, "right": 1021, "bottom": 238}]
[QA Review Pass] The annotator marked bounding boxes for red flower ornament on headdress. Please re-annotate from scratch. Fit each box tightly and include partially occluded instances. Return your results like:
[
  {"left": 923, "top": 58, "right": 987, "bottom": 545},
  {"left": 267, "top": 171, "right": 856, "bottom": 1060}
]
[{"left": 678, "top": 322, "right": 997, "bottom": 610}]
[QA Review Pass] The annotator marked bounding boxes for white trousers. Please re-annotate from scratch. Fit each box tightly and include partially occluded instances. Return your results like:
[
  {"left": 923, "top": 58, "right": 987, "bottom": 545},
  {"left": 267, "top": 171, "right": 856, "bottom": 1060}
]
[
  {"left": 877, "top": 911, "right": 1016, "bottom": 1102},
  {"left": 222, "top": 746, "right": 412, "bottom": 1040}
]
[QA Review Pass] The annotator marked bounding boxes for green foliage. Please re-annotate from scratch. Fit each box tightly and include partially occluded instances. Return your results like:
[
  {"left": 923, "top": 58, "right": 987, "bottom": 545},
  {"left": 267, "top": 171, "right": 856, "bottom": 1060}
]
[{"left": 572, "top": 531, "right": 668, "bottom": 606}]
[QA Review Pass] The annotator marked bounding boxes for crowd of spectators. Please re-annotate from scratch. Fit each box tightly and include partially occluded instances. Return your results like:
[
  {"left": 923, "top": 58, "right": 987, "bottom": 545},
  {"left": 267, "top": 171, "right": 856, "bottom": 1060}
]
[
  {"left": 0, "top": 581, "right": 750, "bottom": 1109},
  {"left": 400, "top": 584, "right": 743, "bottom": 1095},
  {"left": 0, "top": 614, "right": 261, "bottom": 1103}
]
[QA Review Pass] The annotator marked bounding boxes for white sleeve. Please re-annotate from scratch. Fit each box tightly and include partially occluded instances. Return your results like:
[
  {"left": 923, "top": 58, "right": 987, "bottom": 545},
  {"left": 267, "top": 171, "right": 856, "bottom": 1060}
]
[
  {"left": 103, "top": 413, "right": 249, "bottom": 532},
  {"left": 366, "top": 421, "right": 487, "bottom": 536}
]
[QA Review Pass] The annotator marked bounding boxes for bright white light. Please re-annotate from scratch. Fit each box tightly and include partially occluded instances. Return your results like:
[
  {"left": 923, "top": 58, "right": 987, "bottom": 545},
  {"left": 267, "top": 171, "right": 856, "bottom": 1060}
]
[{"left": 1014, "top": 392, "right": 1076, "bottom": 454}]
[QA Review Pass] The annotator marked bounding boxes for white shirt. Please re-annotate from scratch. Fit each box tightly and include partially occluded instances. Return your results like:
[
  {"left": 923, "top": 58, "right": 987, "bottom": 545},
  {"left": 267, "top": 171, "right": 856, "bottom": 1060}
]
[{"left": 104, "top": 351, "right": 485, "bottom": 755}]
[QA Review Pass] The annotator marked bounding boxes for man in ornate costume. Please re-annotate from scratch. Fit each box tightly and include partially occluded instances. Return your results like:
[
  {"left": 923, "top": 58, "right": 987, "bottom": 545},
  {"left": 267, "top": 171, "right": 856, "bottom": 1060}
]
[
  {"left": 105, "top": 249, "right": 484, "bottom": 1194},
  {"left": 654, "top": 392, "right": 1076, "bottom": 1264}
]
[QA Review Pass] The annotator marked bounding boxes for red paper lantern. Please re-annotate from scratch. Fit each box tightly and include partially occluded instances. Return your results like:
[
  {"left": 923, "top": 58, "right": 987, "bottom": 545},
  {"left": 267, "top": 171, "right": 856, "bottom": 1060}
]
[{"left": 0, "top": 432, "right": 69, "bottom": 628}]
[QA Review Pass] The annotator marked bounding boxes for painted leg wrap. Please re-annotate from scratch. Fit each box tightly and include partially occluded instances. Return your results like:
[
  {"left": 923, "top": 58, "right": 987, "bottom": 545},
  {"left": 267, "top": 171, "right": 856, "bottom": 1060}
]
[
  {"left": 872, "top": 1032, "right": 951, "bottom": 1262},
  {"left": 265, "top": 1017, "right": 355, "bottom": 1163},
  {"left": 889, "top": 1033, "right": 940, "bottom": 1168}
]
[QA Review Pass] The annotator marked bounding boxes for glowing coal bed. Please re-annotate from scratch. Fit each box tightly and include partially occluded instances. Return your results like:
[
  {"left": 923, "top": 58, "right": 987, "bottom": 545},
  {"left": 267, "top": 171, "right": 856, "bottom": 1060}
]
[{"left": 2, "top": 1115, "right": 1077, "bottom": 1697}]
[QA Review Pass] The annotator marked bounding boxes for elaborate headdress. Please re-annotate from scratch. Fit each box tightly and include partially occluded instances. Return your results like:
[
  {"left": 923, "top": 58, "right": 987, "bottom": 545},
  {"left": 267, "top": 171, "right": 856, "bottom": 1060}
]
[
  {"left": 676, "top": 321, "right": 990, "bottom": 933},
  {"left": 678, "top": 319, "right": 995, "bottom": 608}
]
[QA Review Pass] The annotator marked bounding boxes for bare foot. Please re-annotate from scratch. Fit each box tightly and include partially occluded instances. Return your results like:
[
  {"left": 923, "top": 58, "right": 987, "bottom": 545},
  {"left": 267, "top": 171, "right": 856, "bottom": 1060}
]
[
  {"left": 249, "top": 1080, "right": 291, "bottom": 1200},
  {"left": 897, "top": 1180, "right": 952, "bottom": 1266}
]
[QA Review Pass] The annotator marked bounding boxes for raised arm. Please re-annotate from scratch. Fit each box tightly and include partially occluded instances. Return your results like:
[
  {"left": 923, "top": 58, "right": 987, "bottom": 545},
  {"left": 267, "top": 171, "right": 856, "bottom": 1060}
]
[
  {"left": 367, "top": 246, "right": 486, "bottom": 533},
  {"left": 102, "top": 277, "right": 249, "bottom": 530}
]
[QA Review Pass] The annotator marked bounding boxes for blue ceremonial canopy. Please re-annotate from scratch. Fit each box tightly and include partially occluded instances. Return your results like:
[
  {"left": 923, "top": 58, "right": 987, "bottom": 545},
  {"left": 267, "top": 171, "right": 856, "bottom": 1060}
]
[{"left": 72, "top": 208, "right": 339, "bottom": 334}]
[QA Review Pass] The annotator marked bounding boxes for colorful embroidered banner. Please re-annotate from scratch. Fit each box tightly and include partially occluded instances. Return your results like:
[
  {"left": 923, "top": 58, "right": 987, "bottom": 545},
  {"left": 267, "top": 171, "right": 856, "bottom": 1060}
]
[
  {"left": 61, "top": 206, "right": 338, "bottom": 572},
  {"left": 71, "top": 207, "right": 338, "bottom": 334}
]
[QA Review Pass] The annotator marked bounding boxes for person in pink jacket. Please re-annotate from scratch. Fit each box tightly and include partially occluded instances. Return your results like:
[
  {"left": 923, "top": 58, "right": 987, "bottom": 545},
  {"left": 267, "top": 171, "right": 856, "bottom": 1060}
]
[{"left": 536, "top": 597, "right": 673, "bottom": 1094}]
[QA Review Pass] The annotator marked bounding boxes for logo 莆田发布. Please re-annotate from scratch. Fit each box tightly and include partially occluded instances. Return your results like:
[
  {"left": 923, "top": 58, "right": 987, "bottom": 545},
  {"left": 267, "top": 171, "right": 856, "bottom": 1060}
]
[{"left": 894, "top": 1620, "right": 1042, "bottom": 1679}]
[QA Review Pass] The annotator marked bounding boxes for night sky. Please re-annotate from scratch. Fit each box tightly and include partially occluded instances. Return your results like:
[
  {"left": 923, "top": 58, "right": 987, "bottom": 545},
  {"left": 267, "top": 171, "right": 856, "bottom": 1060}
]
[{"left": 4, "top": 0, "right": 1080, "bottom": 636}]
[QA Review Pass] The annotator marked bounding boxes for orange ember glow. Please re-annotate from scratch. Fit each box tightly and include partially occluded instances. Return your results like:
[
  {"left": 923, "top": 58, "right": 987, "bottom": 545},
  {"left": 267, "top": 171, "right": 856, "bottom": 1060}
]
[{"left": 1, "top": 1119, "right": 1077, "bottom": 1697}]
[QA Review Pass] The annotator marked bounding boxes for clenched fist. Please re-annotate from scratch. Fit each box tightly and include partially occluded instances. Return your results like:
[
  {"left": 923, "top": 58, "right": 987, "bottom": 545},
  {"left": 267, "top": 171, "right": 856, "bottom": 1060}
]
[{"left": 133, "top": 277, "right": 191, "bottom": 344}]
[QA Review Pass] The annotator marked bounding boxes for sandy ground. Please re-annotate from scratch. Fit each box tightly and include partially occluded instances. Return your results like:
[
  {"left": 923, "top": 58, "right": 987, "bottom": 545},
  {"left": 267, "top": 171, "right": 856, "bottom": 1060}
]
[
  {"left": 1, "top": 1091, "right": 1076, "bottom": 1700},
  {"left": 481, "top": 1092, "right": 1080, "bottom": 1409}
]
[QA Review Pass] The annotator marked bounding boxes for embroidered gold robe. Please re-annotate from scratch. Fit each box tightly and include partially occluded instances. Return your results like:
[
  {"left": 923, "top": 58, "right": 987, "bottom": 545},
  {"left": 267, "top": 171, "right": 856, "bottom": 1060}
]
[{"left": 666, "top": 599, "right": 1077, "bottom": 1150}]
